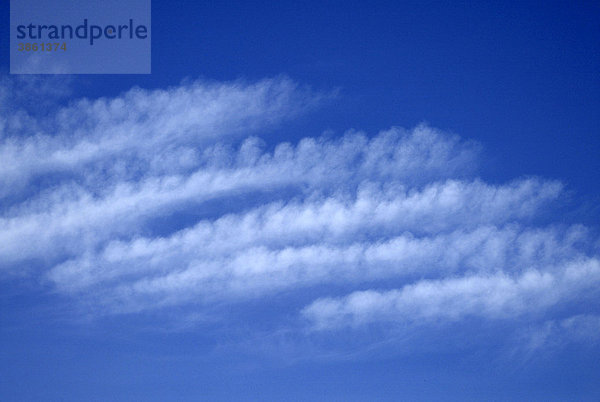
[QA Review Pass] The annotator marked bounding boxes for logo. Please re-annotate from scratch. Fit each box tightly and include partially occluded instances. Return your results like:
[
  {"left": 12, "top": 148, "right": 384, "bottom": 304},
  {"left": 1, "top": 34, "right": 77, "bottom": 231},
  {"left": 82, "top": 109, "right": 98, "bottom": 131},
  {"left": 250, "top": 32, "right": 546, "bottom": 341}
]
[{"left": 10, "top": 0, "right": 151, "bottom": 74}]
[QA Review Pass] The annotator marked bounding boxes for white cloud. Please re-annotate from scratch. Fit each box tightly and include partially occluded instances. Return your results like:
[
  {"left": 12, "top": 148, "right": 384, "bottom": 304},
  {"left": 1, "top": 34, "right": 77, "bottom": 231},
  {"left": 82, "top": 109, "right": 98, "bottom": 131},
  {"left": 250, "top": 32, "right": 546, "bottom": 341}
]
[
  {"left": 513, "top": 314, "right": 600, "bottom": 357},
  {"left": 1, "top": 75, "right": 599, "bottom": 351},
  {"left": 47, "top": 212, "right": 584, "bottom": 313},
  {"left": 0, "top": 77, "right": 322, "bottom": 197},
  {"left": 0, "top": 123, "right": 483, "bottom": 267},
  {"left": 302, "top": 258, "right": 600, "bottom": 330}
]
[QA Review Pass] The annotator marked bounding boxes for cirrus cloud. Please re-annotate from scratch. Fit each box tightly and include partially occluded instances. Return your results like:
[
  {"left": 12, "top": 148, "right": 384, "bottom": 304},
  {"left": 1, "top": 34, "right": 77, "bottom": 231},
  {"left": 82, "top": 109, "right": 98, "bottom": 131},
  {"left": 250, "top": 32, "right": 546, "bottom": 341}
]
[{"left": 1, "top": 76, "right": 598, "bottom": 353}]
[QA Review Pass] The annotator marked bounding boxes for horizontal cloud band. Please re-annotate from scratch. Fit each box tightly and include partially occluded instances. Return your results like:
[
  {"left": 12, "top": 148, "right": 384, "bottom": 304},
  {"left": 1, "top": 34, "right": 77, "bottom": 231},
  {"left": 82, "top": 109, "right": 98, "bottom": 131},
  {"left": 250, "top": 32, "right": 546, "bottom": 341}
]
[{"left": 1, "top": 76, "right": 598, "bottom": 344}]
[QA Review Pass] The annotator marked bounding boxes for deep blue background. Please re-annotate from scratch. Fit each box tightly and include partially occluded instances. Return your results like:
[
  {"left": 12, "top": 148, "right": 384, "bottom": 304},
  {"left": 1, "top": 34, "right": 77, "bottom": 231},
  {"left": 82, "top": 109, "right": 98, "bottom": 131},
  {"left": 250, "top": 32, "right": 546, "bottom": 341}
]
[{"left": 1, "top": 1, "right": 599, "bottom": 400}]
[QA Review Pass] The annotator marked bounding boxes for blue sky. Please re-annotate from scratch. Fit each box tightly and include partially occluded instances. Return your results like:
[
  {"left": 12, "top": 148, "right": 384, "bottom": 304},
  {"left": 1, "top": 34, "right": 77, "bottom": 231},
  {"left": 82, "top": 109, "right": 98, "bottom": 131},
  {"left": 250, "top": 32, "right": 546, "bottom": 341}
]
[{"left": 1, "top": 1, "right": 599, "bottom": 400}]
